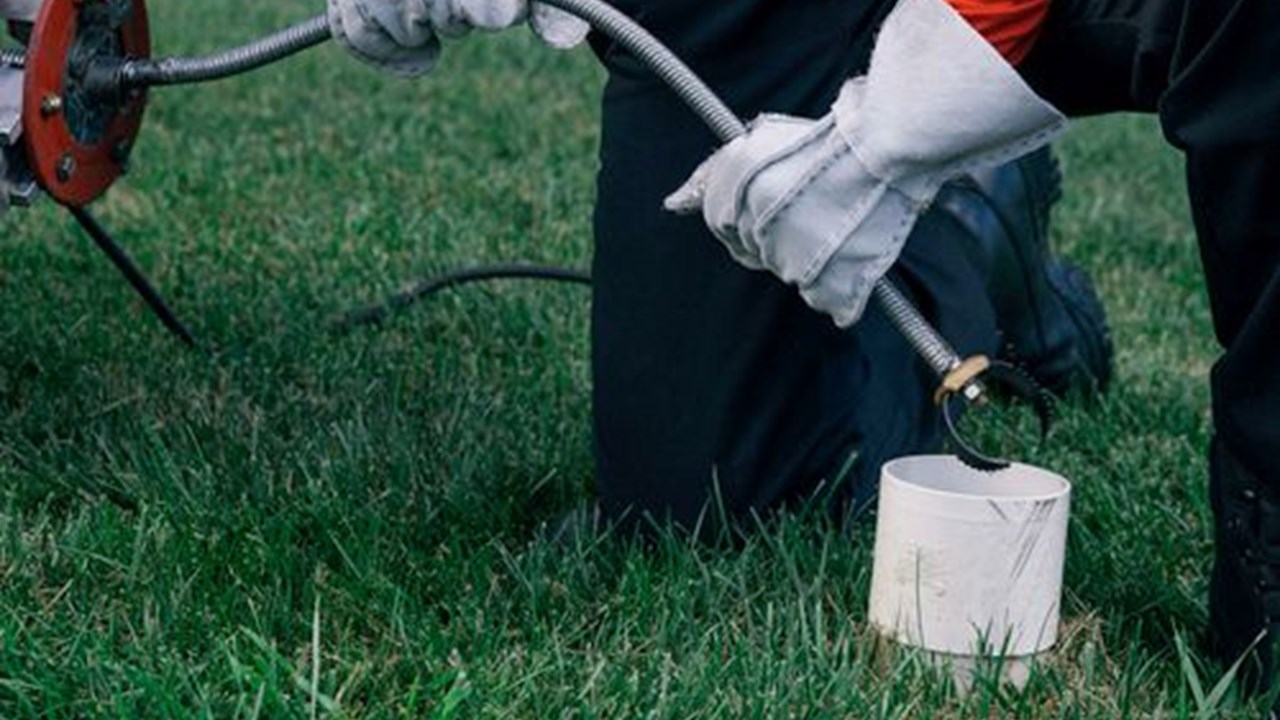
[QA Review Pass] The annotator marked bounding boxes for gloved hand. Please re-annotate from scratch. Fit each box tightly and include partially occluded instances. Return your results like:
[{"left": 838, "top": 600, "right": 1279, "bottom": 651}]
[
  {"left": 665, "top": 0, "right": 1067, "bottom": 328},
  {"left": 328, "top": 0, "right": 589, "bottom": 77}
]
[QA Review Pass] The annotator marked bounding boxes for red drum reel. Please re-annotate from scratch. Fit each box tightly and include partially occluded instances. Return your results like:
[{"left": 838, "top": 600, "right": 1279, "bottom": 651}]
[{"left": 21, "top": 0, "right": 148, "bottom": 206}]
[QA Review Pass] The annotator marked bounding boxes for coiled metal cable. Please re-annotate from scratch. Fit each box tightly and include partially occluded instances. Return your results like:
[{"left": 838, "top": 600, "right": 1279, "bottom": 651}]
[
  {"left": 536, "top": 0, "right": 969, "bottom": 383},
  {"left": 536, "top": 0, "right": 747, "bottom": 142},
  {"left": 872, "top": 282, "right": 960, "bottom": 376},
  {"left": 0, "top": 16, "right": 329, "bottom": 89},
  {"left": 2, "top": 16, "right": 327, "bottom": 86},
  {"left": 117, "top": 15, "right": 330, "bottom": 88},
  {"left": 6, "top": 0, "right": 970, "bottom": 393}
]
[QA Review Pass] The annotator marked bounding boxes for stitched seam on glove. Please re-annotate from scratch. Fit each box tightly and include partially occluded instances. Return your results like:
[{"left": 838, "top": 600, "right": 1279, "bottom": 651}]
[
  {"left": 754, "top": 142, "right": 888, "bottom": 288},
  {"left": 848, "top": 199, "right": 918, "bottom": 321},
  {"left": 728, "top": 116, "right": 837, "bottom": 254},
  {"left": 746, "top": 117, "right": 839, "bottom": 218},
  {"left": 802, "top": 189, "right": 918, "bottom": 328},
  {"left": 840, "top": 127, "right": 893, "bottom": 187},
  {"left": 910, "top": 122, "right": 1065, "bottom": 198}
]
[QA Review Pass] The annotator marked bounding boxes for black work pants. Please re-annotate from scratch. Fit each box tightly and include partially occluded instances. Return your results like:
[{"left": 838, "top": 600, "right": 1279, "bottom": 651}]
[
  {"left": 588, "top": 0, "right": 997, "bottom": 530},
  {"left": 1022, "top": 0, "right": 1280, "bottom": 487}
]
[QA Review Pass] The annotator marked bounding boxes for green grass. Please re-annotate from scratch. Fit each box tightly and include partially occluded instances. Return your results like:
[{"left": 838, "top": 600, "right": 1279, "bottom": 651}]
[{"left": 0, "top": 0, "right": 1253, "bottom": 716}]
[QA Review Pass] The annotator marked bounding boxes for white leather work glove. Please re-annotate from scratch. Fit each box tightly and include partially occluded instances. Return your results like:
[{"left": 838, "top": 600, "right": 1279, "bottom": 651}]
[
  {"left": 665, "top": 0, "right": 1067, "bottom": 328},
  {"left": 327, "top": 0, "right": 588, "bottom": 77}
]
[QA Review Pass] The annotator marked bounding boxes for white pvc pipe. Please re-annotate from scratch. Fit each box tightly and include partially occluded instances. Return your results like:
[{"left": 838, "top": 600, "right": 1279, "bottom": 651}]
[{"left": 868, "top": 456, "right": 1071, "bottom": 680}]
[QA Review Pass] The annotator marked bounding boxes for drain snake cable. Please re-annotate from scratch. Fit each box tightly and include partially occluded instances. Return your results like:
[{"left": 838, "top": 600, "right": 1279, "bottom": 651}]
[{"left": 4, "top": 0, "right": 1053, "bottom": 469}]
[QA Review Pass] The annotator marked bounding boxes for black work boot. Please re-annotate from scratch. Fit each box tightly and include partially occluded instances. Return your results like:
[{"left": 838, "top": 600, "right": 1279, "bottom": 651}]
[
  {"left": 1208, "top": 437, "right": 1280, "bottom": 704},
  {"left": 935, "top": 147, "right": 1113, "bottom": 397}
]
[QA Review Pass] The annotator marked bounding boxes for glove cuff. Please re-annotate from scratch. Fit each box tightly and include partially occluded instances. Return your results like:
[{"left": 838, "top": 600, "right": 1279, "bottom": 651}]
[{"left": 832, "top": 0, "right": 1067, "bottom": 202}]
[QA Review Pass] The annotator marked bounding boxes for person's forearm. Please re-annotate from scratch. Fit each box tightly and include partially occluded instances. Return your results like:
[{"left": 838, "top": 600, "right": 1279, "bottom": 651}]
[{"left": 942, "top": 0, "right": 1050, "bottom": 64}]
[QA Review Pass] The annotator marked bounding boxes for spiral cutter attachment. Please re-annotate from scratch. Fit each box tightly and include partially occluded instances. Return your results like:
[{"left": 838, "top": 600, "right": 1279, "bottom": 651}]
[{"left": 936, "top": 356, "right": 1055, "bottom": 471}]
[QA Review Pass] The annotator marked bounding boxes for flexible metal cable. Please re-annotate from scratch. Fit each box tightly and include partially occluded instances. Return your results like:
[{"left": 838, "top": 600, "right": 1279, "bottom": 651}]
[
  {"left": 535, "top": 0, "right": 747, "bottom": 141},
  {"left": 10, "top": 1, "right": 969, "bottom": 391},
  {"left": 536, "top": 0, "right": 968, "bottom": 382},
  {"left": 3, "top": 16, "right": 329, "bottom": 85},
  {"left": 117, "top": 15, "right": 330, "bottom": 88},
  {"left": 1, "top": 16, "right": 329, "bottom": 88},
  {"left": 123, "top": 2, "right": 747, "bottom": 139},
  {"left": 872, "top": 282, "right": 958, "bottom": 377},
  {"left": 127, "top": 1, "right": 969, "bottom": 389}
]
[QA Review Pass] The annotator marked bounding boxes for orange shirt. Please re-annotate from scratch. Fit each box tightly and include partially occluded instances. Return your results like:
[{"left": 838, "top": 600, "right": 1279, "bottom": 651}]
[{"left": 944, "top": 0, "right": 1051, "bottom": 65}]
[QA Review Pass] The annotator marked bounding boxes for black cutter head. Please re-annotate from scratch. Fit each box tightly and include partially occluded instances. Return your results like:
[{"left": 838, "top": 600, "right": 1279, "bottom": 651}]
[{"left": 940, "top": 360, "right": 1055, "bottom": 472}]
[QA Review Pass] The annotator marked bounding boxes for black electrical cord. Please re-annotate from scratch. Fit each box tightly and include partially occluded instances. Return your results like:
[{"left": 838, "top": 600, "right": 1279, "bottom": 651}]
[
  {"left": 64, "top": 205, "right": 587, "bottom": 347},
  {"left": 331, "top": 263, "right": 591, "bottom": 334},
  {"left": 69, "top": 205, "right": 205, "bottom": 352}
]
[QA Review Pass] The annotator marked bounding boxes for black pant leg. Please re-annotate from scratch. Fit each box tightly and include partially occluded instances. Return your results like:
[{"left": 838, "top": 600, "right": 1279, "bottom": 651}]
[
  {"left": 1161, "top": 0, "right": 1280, "bottom": 477},
  {"left": 1160, "top": 0, "right": 1280, "bottom": 680},
  {"left": 1024, "top": 0, "right": 1280, "bottom": 482},
  {"left": 1184, "top": 146, "right": 1280, "bottom": 484}
]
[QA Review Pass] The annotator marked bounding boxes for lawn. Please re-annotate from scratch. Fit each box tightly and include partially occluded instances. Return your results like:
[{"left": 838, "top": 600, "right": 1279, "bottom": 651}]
[{"left": 0, "top": 0, "right": 1251, "bottom": 716}]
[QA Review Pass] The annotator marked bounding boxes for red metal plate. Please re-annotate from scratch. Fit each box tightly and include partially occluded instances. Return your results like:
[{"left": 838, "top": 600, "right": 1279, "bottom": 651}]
[{"left": 22, "top": 0, "right": 149, "bottom": 207}]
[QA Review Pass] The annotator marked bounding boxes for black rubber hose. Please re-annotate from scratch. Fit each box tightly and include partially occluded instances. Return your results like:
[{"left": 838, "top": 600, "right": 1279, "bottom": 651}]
[
  {"left": 69, "top": 205, "right": 204, "bottom": 352},
  {"left": 331, "top": 264, "right": 591, "bottom": 333}
]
